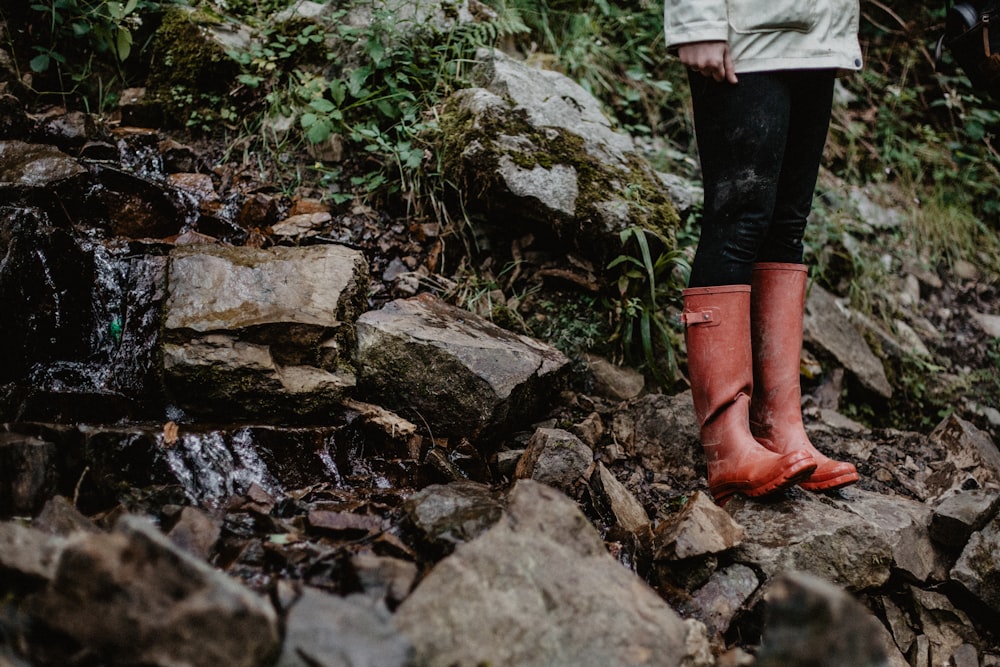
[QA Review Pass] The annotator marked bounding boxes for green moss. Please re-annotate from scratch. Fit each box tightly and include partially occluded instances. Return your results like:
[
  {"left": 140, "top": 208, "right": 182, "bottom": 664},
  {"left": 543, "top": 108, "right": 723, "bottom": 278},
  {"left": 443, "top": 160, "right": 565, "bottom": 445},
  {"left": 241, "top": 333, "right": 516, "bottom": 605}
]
[
  {"left": 145, "top": 6, "right": 241, "bottom": 126},
  {"left": 436, "top": 92, "right": 679, "bottom": 258}
]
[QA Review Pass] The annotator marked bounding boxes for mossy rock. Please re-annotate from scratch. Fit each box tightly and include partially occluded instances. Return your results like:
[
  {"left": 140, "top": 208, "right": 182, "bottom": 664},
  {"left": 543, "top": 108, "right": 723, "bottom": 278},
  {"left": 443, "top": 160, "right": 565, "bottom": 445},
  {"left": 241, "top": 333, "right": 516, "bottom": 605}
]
[
  {"left": 145, "top": 6, "right": 247, "bottom": 127},
  {"left": 436, "top": 75, "right": 679, "bottom": 269}
]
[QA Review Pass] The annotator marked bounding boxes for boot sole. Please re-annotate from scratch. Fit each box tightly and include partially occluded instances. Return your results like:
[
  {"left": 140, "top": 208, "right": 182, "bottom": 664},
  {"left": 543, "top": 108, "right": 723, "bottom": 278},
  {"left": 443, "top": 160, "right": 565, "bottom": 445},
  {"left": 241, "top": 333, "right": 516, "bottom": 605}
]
[
  {"left": 800, "top": 470, "right": 860, "bottom": 492},
  {"left": 711, "top": 456, "right": 817, "bottom": 505}
]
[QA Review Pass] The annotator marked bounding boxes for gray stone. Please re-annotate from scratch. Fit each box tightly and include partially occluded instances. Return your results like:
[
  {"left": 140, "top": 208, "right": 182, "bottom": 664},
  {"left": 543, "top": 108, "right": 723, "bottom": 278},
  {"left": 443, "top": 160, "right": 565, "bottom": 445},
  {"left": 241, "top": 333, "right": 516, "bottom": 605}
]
[
  {"left": 403, "top": 481, "right": 505, "bottom": 546},
  {"left": 930, "top": 415, "right": 1000, "bottom": 488},
  {"left": 951, "top": 514, "right": 1000, "bottom": 612},
  {"left": 166, "top": 506, "right": 222, "bottom": 561},
  {"left": 930, "top": 488, "right": 1000, "bottom": 548},
  {"left": 0, "top": 521, "right": 66, "bottom": 581},
  {"left": 515, "top": 427, "right": 593, "bottom": 492},
  {"left": 830, "top": 489, "right": 947, "bottom": 583},
  {"left": 681, "top": 563, "right": 759, "bottom": 637},
  {"left": 591, "top": 462, "right": 649, "bottom": 533},
  {"left": 351, "top": 552, "right": 418, "bottom": 607},
  {"left": 276, "top": 588, "right": 412, "bottom": 667},
  {"left": 0, "top": 433, "right": 57, "bottom": 516},
  {"left": 395, "top": 480, "right": 700, "bottom": 666},
  {"left": 439, "top": 50, "right": 678, "bottom": 264},
  {"left": 755, "top": 571, "right": 891, "bottom": 667},
  {"left": 163, "top": 243, "right": 367, "bottom": 418},
  {"left": 803, "top": 283, "right": 893, "bottom": 398},
  {"left": 356, "top": 294, "right": 569, "bottom": 436},
  {"left": 652, "top": 490, "right": 744, "bottom": 560},
  {"left": 30, "top": 515, "right": 279, "bottom": 667},
  {"left": 728, "top": 491, "right": 895, "bottom": 590},
  {"left": 583, "top": 353, "right": 645, "bottom": 401},
  {"left": 610, "top": 392, "right": 701, "bottom": 477},
  {"left": 907, "top": 587, "right": 979, "bottom": 666}
]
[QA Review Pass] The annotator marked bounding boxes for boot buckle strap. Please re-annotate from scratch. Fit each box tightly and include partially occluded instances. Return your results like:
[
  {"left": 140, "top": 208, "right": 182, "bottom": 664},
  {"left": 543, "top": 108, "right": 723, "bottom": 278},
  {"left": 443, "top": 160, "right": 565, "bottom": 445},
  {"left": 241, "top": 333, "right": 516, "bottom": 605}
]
[{"left": 681, "top": 307, "right": 721, "bottom": 327}]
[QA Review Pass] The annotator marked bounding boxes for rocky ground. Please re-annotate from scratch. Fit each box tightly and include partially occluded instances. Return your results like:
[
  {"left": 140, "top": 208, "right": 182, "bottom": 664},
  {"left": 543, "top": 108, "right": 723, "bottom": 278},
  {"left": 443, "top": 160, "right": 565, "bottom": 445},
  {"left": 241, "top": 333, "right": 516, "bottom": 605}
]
[{"left": 2, "top": 42, "right": 1000, "bottom": 667}]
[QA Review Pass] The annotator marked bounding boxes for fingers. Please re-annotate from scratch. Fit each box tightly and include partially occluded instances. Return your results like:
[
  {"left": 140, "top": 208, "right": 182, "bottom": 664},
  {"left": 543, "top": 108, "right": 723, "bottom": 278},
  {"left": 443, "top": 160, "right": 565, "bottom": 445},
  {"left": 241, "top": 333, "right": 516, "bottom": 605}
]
[{"left": 678, "top": 41, "right": 739, "bottom": 84}]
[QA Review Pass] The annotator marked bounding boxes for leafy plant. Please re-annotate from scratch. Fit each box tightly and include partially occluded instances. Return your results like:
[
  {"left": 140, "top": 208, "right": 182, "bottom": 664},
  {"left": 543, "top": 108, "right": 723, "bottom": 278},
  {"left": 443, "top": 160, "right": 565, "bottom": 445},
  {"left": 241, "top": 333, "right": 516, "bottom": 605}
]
[
  {"left": 5, "top": 0, "right": 163, "bottom": 107},
  {"left": 605, "top": 225, "right": 690, "bottom": 386}
]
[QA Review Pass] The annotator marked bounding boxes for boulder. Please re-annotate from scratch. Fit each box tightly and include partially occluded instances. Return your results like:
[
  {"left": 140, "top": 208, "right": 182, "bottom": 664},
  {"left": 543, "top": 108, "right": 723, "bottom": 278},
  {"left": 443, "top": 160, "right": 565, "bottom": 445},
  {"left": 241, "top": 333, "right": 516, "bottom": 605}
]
[
  {"left": 438, "top": 49, "right": 679, "bottom": 264},
  {"left": 755, "top": 571, "right": 892, "bottom": 667},
  {"left": 29, "top": 515, "right": 280, "bottom": 667},
  {"left": 803, "top": 283, "right": 893, "bottom": 399},
  {"left": 395, "top": 479, "right": 703, "bottom": 666},
  {"left": 356, "top": 293, "right": 569, "bottom": 436},
  {"left": 163, "top": 243, "right": 368, "bottom": 419}
]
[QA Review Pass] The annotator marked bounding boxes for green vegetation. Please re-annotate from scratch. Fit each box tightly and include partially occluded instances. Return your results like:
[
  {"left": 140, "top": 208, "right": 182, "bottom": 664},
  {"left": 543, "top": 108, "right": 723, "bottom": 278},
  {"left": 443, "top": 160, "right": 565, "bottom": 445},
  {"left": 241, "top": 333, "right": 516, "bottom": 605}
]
[
  {"left": 2, "top": 0, "right": 998, "bottom": 426},
  {"left": 605, "top": 226, "right": 688, "bottom": 385}
]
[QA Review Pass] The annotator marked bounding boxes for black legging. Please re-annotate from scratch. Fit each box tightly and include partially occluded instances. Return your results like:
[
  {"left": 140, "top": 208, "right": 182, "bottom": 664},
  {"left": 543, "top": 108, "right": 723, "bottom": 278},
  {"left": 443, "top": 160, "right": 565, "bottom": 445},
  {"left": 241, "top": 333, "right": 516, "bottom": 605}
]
[{"left": 686, "top": 69, "right": 836, "bottom": 288}]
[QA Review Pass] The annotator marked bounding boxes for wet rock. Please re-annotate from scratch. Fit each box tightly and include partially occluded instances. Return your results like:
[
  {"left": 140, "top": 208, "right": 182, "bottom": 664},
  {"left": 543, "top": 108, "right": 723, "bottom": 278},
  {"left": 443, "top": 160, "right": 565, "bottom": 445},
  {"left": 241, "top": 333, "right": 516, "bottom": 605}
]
[
  {"left": 93, "top": 166, "right": 193, "bottom": 238},
  {"left": 29, "top": 514, "right": 279, "bottom": 667},
  {"left": 803, "top": 283, "right": 893, "bottom": 399},
  {"left": 277, "top": 587, "right": 412, "bottom": 667},
  {"left": 584, "top": 353, "right": 645, "bottom": 401},
  {"left": 591, "top": 462, "right": 650, "bottom": 533},
  {"left": 0, "top": 231, "right": 169, "bottom": 422},
  {"left": 951, "top": 513, "right": 1000, "bottom": 612},
  {"left": 514, "top": 427, "right": 592, "bottom": 492},
  {"left": 119, "top": 87, "right": 163, "bottom": 128},
  {"left": 0, "top": 141, "right": 86, "bottom": 193},
  {"left": 0, "top": 522, "right": 65, "bottom": 582},
  {"left": 32, "top": 110, "right": 105, "bottom": 151},
  {"left": 930, "top": 488, "right": 1000, "bottom": 548},
  {"left": 402, "top": 481, "right": 505, "bottom": 547},
  {"left": 0, "top": 433, "right": 57, "bottom": 517},
  {"left": 0, "top": 93, "right": 30, "bottom": 139},
  {"left": 395, "top": 480, "right": 701, "bottom": 666},
  {"left": 652, "top": 490, "right": 744, "bottom": 560},
  {"left": 163, "top": 243, "right": 368, "bottom": 419},
  {"left": 158, "top": 138, "right": 197, "bottom": 173},
  {"left": 356, "top": 293, "right": 569, "bottom": 436},
  {"left": 755, "top": 571, "right": 891, "bottom": 667},
  {"left": 65, "top": 423, "right": 356, "bottom": 509},
  {"left": 681, "top": 563, "right": 759, "bottom": 637}
]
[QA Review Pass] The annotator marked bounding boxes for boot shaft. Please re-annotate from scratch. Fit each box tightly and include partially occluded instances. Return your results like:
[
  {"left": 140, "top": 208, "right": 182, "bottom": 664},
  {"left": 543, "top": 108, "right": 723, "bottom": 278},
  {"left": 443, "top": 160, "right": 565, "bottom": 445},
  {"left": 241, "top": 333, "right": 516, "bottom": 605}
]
[{"left": 682, "top": 285, "right": 753, "bottom": 428}]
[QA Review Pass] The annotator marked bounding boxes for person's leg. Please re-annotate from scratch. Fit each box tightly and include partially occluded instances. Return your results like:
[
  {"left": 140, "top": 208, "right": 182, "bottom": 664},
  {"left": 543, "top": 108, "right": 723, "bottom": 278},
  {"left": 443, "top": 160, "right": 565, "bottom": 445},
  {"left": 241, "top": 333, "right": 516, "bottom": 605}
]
[
  {"left": 757, "top": 69, "right": 836, "bottom": 264},
  {"left": 682, "top": 72, "right": 816, "bottom": 504},
  {"left": 687, "top": 71, "right": 792, "bottom": 287},
  {"left": 747, "top": 70, "right": 859, "bottom": 491}
]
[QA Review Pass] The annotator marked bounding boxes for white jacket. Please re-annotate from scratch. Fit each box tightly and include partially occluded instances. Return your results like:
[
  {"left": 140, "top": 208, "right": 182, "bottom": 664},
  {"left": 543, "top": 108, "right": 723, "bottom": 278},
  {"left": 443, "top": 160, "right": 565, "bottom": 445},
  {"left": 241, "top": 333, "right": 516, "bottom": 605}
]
[{"left": 664, "top": 0, "right": 863, "bottom": 73}]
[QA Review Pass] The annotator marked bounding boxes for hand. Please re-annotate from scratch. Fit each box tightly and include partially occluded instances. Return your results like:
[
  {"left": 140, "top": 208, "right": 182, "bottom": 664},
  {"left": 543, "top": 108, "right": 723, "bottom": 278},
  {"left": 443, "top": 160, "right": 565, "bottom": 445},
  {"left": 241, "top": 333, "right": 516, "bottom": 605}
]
[{"left": 678, "top": 41, "right": 738, "bottom": 84}]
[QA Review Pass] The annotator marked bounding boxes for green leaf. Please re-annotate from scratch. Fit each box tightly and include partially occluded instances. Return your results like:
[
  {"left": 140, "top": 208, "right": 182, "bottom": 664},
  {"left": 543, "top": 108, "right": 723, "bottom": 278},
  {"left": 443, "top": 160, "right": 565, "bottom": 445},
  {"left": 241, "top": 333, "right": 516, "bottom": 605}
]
[
  {"left": 348, "top": 67, "right": 371, "bottom": 97},
  {"left": 310, "top": 98, "right": 336, "bottom": 113},
  {"left": 115, "top": 28, "right": 133, "bottom": 60},
  {"left": 29, "top": 53, "right": 51, "bottom": 73},
  {"left": 306, "top": 120, "right": 331, "bottom": 143},
  {"left": 329, "top": 79, "right": 346, "bottom": 105}
]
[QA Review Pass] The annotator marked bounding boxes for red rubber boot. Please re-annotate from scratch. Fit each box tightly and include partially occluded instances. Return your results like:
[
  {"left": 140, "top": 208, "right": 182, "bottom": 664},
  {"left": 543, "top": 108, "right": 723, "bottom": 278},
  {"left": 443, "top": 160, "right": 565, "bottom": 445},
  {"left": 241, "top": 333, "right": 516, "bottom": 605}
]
[
  {"left": 683, "top": 285, "right": 816, "bottom": 504},
  {"left": 749, "top": 263, "right": 860, "bottom": 491}
]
